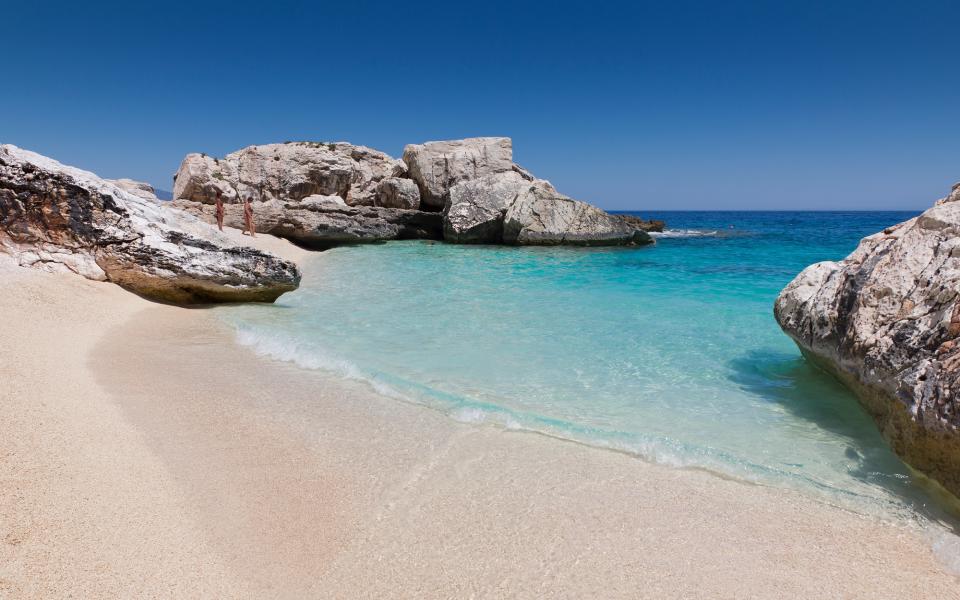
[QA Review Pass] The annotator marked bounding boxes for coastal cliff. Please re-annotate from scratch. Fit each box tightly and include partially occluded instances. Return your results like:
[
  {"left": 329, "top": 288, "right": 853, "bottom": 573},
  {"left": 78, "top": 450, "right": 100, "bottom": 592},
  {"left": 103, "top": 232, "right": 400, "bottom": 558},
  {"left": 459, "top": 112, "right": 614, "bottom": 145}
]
[
  {"left": 775, "top": 183, "right": 960, "bottom": 498},
  {"left": 0, "top": 144, "right": 300, "bottom": 304},
  {"left": 171, "top": 137, "right": 656, "bottom": 247}
]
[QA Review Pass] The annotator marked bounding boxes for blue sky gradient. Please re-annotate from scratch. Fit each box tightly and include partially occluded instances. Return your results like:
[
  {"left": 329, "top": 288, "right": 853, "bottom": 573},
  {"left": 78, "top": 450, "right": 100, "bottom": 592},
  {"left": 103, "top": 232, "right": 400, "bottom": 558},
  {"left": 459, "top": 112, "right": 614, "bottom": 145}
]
[{"left": 2, "top": 0, "right": 958, "bottom": 209}]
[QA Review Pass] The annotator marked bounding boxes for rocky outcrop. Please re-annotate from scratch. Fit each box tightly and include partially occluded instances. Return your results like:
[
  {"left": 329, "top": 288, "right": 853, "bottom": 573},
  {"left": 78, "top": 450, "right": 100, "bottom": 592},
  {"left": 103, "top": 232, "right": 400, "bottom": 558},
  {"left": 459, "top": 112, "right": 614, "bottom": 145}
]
[
  {"left": 503, "top": 182, "right": 651, "bottom": 246},
  {"left": 444, "top": 171, "right": 531, "bottom": 243},
  {"left": 172, "top": 142, "right": 406, "bottom": 206},
  {"left": 375, "top": 177, "right": 420, "bottom": 210},
  {"left": 616, "top": 214, "right": 665, "bottom": 233},
  {"left": 108, "top": 178, "right": 158, "bottom": 201},
  {"left": 172, "top": 138, "right": 658, "bottom": 248},
  {"left": 172, "top": 199, "right": 442, "bottom": 249},
  {"left": 775, "top": 184, "right": 960, "bottom": 497},
  {"left": 402, "top": 137, "right": 515, "bottom": 210},
  {"left": 0, "top": 144, "right": 300, "bottom": 304},
  {"left": 443, "top": 171, "right": 652, "bottom": 246},
  {"left": 408, "top": 138, "right": 654, "bottom": 246}
]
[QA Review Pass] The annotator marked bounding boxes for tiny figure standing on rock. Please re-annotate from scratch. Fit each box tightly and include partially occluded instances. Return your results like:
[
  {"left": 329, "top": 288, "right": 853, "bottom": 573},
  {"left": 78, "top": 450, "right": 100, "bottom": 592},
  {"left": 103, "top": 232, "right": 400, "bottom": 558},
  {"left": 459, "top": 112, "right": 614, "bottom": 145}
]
[
  {"left": 243, "top": 197, "right": 256, "bottom": 237},
  {"left": 214, "top": 189, "right": 225, "bottom": 231}
]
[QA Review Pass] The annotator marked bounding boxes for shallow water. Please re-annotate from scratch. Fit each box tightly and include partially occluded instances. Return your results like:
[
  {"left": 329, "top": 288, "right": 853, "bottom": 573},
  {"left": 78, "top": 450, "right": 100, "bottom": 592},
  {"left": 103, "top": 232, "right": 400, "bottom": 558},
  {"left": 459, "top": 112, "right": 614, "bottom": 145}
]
[{"left": 217, "top": 211, "right": 959, "bottom": 525}]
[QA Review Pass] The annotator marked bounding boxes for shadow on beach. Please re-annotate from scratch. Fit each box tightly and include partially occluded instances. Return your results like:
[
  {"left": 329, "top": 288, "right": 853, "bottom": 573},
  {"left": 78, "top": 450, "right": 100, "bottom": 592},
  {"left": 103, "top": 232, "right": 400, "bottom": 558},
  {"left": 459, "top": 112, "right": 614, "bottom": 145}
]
[{"left": 728, "top": 349, "right": 960, "bottom": 528}]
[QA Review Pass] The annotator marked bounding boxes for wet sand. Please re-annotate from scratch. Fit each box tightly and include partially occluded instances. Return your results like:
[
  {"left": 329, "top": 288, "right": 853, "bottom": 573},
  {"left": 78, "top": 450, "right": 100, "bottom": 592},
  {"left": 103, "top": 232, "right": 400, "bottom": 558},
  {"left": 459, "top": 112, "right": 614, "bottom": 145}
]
[{"left": 2, "top": 234, "right": 959, "bottom": 598}]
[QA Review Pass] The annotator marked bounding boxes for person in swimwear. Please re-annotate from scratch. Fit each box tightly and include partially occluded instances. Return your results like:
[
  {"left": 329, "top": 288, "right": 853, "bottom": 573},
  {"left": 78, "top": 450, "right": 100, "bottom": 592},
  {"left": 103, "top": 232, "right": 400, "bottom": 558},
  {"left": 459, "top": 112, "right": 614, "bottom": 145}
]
[
  {"left": 243, "top": 196, "right": 256, "bottom": 237},
  {"left": 214, "top": 189, "right": 225, "bottom": 231}
]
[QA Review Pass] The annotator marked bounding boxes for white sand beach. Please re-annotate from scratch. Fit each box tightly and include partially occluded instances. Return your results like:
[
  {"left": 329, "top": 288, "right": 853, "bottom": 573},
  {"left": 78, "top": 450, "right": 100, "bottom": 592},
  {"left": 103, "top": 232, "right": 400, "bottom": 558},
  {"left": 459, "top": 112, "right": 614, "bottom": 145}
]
[{"left": 1, "top": 233, "right": 959, "bottom": 599}]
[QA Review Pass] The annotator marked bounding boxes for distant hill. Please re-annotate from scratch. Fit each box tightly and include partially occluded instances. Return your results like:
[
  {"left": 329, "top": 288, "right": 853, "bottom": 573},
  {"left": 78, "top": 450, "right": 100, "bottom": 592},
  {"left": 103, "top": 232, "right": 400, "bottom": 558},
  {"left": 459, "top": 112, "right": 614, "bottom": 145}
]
[{"left": 154, "top": 188, "right": 173, "bottom": 201}]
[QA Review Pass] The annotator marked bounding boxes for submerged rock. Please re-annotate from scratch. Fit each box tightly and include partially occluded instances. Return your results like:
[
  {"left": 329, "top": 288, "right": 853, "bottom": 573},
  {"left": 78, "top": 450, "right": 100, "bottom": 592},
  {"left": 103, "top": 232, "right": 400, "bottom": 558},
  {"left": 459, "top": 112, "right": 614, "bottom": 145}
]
[
  {"left": 0, "top": 144, "right": 300, "bottom": 304},
  {"left": 775, "top": 185, "right": 960, "bottom": 497}
]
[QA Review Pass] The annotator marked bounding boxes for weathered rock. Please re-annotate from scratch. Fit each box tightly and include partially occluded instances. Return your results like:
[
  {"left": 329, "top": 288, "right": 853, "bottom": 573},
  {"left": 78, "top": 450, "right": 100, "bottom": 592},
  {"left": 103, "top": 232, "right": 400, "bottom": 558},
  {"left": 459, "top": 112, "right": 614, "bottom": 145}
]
[
  {"left": 502, "top": 182, "right": 652, "bottom": 246},
  {"left": 402, "top": 137, "right": 514, "bottom": 210},
  {"left": 0, "top": 144, "right": 300, "bottom": 304},
  {"left": 173, "top": 137, "right": 661, "bottom": 248},
  {"left": 444, "top": 171, "right": 530, "bottom": 243},
  {"left": 775, "top": 188, "right": 960, "bottom": 498},
  {"left": 172, "top": 142, "right": 405, "bottom": 206},
  {"left": 616, "top": 214, "right": 665, "bottom": 233},
  {"left": 375, "top": 177, "right": 420, "bottom": 210},
  {"left": 172, "top": 199, "right": 442, "bottom": 249},
  {"left": 108, "top": 178, "right": 158, "bottom": 201}
]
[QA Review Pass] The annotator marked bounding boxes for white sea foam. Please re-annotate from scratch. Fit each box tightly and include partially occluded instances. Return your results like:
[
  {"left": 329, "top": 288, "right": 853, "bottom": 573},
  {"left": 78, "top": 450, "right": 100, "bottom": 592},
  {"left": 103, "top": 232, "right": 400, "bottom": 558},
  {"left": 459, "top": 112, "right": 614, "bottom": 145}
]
[
  {"left": 650, "top": 229, "right": 721, "bottom": 238},
  {"left": 233, "top": 325, "right": 408, "bottom": 402},
  {"left": 930, "top": 528, "right": 960, "bottom": 576}
]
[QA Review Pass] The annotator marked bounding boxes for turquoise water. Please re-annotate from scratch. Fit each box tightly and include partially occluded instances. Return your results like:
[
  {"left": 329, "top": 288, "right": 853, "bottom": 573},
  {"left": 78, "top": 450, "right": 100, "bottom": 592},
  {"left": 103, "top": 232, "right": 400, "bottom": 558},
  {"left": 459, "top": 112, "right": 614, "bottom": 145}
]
[{"left": 218, "top": 211, "right": 958, "bottom": 523}]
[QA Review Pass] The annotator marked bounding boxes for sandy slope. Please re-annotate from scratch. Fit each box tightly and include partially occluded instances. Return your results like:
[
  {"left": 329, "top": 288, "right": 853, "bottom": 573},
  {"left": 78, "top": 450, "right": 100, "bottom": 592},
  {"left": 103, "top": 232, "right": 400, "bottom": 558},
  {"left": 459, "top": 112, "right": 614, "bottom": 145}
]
[{"left": 1, "top": 232, "right": 958, "bottom": 598}]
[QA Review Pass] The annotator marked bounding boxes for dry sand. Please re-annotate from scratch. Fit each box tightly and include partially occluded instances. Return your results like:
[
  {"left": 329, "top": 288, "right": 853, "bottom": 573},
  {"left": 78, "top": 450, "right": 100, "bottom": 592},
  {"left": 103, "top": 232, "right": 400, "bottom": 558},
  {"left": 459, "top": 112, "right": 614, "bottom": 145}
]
[{"left": 2, "top": 232, "right": 959, "bottom": 598}]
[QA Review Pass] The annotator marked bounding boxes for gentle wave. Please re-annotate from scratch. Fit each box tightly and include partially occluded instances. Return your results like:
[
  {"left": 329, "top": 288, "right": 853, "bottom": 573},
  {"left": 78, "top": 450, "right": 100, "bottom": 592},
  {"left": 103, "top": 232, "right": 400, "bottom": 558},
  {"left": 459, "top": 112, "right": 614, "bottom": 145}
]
[
  {"left": 230, "top": 321, "right": 930, "bottom": 525},
  {"left": 650, "top": 228, "right": 721, "bottom": 238}
]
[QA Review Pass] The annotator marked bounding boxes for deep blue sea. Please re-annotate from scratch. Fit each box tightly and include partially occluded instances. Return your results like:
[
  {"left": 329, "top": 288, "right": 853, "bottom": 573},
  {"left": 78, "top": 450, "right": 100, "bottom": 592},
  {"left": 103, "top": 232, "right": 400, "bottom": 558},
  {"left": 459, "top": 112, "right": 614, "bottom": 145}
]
[{"left": 217, "top": 211, "right": 960, "bottom": 525}]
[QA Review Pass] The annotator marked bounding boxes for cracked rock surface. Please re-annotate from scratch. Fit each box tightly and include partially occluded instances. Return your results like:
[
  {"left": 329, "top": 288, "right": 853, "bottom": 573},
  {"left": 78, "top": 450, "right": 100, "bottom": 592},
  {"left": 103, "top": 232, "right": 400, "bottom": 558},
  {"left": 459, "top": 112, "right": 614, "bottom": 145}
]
[
  {"left": 775, "top": 183, "right": 960, "bottom": 497},
  {"left": 0, "top": 144, "right": 300, "bottom": 304}
]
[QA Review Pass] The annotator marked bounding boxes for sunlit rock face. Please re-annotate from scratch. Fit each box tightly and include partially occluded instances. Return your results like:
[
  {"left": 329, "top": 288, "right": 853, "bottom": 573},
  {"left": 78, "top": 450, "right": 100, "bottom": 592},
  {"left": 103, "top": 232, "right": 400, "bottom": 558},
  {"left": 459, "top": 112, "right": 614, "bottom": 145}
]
[
  {"left": 0, "top": 144, "right": 300, "bottom": 304},
  {"left": 776, "top": 183, "right": 960, "bottom": 497}
]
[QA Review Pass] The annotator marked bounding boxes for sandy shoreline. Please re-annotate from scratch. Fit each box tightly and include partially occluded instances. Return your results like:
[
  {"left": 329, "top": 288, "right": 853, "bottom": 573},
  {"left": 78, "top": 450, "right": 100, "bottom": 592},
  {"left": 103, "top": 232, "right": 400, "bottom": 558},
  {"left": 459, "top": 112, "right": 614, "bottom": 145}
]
[{"left": 2, "top": 233, "right": 959, "bottom": 598}]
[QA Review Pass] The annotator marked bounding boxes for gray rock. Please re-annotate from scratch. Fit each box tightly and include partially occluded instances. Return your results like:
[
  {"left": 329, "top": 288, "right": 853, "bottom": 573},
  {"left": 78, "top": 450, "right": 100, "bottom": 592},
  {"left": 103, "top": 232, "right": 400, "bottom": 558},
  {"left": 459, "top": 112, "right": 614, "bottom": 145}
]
[
  {"left": 172, "top": 141, "right": 406, "bottom": 206},
  {"left": 775, "top": 188, "right": 960, "bottom": 498},
  {"left": 376, "top": 177, "right": 421, "bottom": 210},
  {"left": 0, "top": 144, "right": 300, "bottom": 304},
  {"left": 173, "top": 199, "right": 442, "bottom": 250},
  {"left": 502, "top": 182, "right": 652, "bottom": 246},
  {"left": 444, "top": 171, "right": 530, "bottom": 243},
  {"left": 402, "top": 137, "right": 514, "bottom": 209}
]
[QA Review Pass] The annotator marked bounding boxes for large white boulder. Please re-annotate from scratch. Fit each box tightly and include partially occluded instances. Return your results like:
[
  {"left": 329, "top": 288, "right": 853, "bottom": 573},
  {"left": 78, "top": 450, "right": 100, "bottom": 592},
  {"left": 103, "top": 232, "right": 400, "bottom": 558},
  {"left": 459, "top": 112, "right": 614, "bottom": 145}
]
[
  {"left": 0, "top": 144, "right": 300, "bottom": 304},
  {"left": 775, "top": 184, "right": 960, "bottom": 497}
]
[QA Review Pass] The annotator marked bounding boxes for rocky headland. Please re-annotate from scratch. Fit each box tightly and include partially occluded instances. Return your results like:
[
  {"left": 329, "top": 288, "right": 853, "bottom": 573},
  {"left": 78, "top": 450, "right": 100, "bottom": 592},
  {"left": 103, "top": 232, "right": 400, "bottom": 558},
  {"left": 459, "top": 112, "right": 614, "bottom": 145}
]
[
  {"left": 776, "top": 184, "right": 960, "bottom": 498},
  {"left": 171, "top": 137, "right": 659, "bottom": 248},
  {"left": 0, "top": 144, "right": 300, "bottom": 304}
]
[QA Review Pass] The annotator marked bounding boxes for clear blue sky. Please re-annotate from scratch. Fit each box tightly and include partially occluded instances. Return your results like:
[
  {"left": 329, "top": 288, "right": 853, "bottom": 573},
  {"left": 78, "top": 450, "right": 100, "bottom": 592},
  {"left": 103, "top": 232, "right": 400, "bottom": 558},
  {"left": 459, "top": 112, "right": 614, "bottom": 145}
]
[{"left": 3, "top": 0, "right": 958, "bottom": 210}]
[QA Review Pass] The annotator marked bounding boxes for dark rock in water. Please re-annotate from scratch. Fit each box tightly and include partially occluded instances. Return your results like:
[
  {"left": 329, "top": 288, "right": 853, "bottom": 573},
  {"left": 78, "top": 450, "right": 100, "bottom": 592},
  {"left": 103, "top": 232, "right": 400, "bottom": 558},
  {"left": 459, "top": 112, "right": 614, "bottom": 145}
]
[
  {"left": 615, "top": 214, "right": 665, "bottom": 233},
  {"left": 0, "top": 144, "right": 300, "bottom": 304},
  {"left": 775, "top": 183, "right": 960, "bottom": 498}
]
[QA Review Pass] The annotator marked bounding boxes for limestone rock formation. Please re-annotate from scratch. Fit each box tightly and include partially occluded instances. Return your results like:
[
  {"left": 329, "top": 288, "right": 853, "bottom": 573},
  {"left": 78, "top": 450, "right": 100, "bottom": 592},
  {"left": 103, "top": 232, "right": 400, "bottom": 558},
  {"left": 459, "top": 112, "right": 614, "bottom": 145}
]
[
  {"left": 775, "top": 185, "right": 960, "bottom": 497},
  {"left": 0, "top": 144, "right": 300, "bottom": 304},
  {"left": 108, "top": 178, "right": 159, "bottom": 201},
  {"left": 402, "top": 137, "right": 515, "bottom": 210},
  {"left": 444, "top": 171, "right": 531, "bottom": 243},
  {"left": 172, "top": 199, "right": 442, "bottom": 249},
  {"left": 375, "top": 177, "right": 420, "bottom": 210},
  {"left": 172, "top": 137, "right": 658, "bottom": 248},
  {"left": 172, "top": 142, "right": 406, "bottom": 206},
  {"left": 503, "top": 182, "right": 652, "bottom": 246}
]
